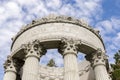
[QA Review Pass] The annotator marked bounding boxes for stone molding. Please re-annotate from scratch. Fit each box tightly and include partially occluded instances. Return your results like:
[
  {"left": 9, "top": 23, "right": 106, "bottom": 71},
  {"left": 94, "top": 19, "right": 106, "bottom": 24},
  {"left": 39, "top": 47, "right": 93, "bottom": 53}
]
[
  {"left": 58, "top": 38, "right": 81, "bottom": 57},
  {"left": 3, "top": 56, "right": 17, "bottom": 73},
  {"left": 23, "top": 40, "right": 46, "bottom": 60}
]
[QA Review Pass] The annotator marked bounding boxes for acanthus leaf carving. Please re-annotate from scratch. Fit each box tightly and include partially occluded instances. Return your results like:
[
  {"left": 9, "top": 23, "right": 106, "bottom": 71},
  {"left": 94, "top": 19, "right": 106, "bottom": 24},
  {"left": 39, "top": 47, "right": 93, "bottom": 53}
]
[
  {"left": 85, "top": 48, "right": 108, "bottom": 68},
  {"left": 58, "top": 38, "right": 81, "bottom": 57},
  {"left": 3, "top": 55, "right": 17, "bottom": 73},
  {"left": 23, "top": 39, "right": 47, "bottom": 59}
]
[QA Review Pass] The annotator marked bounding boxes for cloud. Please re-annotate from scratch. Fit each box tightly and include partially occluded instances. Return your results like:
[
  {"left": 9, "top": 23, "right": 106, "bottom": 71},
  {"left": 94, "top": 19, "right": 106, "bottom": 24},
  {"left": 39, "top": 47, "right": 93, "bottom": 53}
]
[
  {"left": 95, "top": 17, "right": 120, "bottom": 63},
  {"left": 111, "top": 17, "right": 120, "bottom": 30},
  {"left": 1, "top": 0, "right": 119, "bottom": 79},
  {"left": 0, "top": 1, "right": 22, "bottom": 22},
  {"left": 96, "top": 20, "right": 114, "bottom": 35},
  {"left": 113, "top": 32, "right": 120, "bottom": 48},
  {"left": 74, "top": 0, "right": 103, "bottom": 21},
  {"left": 45, "top": 0, "right": 62, "bottom": 10}
]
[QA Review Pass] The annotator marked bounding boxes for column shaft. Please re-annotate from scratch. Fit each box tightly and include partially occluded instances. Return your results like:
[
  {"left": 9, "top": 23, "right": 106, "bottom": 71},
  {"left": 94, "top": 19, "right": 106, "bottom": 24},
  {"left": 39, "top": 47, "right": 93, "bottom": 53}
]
[
  {"left": 22, "top": 57, "right": 39, "bottom": 80},
  {"left": 87, "top": 49, "right": 111, "bottom": 80},
  {"left": 94, "top": 65, "right": 110, "bottom": 80},
  {"left": 64, "top": 53, "right": 79, "bottom": 80},
  {"left": 3, "top": 56, "right": 17, "bottom": 80},
  {"left": 22, "top": 40, "right": 46, "bottom": 80},
  {"left": 59, "top": 39, "right": 80, "bottom": 80},
  {"left": 3, "top": 72, "right": 16, "bottom": 80}
]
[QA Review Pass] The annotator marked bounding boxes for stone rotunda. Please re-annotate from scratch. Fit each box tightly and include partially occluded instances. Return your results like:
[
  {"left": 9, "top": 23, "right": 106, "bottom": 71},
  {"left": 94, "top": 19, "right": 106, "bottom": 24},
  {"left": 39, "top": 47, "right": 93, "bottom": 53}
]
[{"left": 3, "top": 15, "right": 112, "bottom": 80}]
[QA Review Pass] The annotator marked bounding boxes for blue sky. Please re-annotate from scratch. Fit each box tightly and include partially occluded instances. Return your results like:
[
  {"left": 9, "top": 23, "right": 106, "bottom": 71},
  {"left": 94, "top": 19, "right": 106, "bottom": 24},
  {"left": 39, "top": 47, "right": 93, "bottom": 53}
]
[{"left": 0, "top": 0, "right": 120, "bottom": 79}]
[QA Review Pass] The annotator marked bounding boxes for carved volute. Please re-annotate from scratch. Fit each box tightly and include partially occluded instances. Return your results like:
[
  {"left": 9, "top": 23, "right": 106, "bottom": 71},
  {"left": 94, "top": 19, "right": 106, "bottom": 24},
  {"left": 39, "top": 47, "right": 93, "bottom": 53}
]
[
  {"left": 58, "top": 38, "right": 81, "bottom": 57},
  {"left": 23, "top": 40, "right": 47, "bottom": 60}
]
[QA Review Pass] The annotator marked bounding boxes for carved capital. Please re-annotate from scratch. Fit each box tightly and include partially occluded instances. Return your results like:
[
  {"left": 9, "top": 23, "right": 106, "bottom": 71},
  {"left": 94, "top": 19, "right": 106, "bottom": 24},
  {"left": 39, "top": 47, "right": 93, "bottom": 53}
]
[
  {"left": 23, "top": 40, "right": 46, "bottom": 59},
  {"left": 85, "top": 48, "right": 107, "bottom": 68},
  {"left": 3, "top": 56, "right": 17, "bottom": 73},
  {"left": 58, "top": 38, "right": 80, "bottom": 57}
]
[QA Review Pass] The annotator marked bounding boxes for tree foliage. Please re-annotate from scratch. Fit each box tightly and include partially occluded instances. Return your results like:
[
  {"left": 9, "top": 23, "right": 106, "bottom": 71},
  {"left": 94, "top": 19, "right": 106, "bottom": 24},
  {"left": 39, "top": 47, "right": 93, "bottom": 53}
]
[
  {"left": 112, "top": 70, "right": 120, "bottom": 80},
  {"left": 111, "top": 50, "right": 120, "bottom": 80},
  {"left": 47, "top": 59, "right": 57, "bottom": 67},
  {"left": 114, "top": 50, "right": 120, "bottom": 65}
]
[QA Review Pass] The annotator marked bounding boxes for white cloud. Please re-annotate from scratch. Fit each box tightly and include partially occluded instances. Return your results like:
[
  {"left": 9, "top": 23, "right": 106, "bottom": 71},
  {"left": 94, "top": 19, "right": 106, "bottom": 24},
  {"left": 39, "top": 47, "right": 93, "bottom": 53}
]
[
  {"left": 95, "top": 17, "right": 120, "bottom": 63},
  {"left": 75, "top": 0, "right": 102, "bottom": 19},
  {"left": 111, "top": 17, "right": 120, "bottom": 30},
  {"left": 113, "top": 32, "right": 120, "bottom": 47},
  {"left": 45, "top": 0, "right": 62, "bottom": 10},
  {"left": 96, "top": 20, "right": 114, "bottom": 35},
  {"left": 95, "top": 17, "right": 120, "bottom": 39},
  {"left": 14, "top": 0, "right": 38, "bottom": 6},
  {"left": 0, "top": 1, "right": 22, "bottom": 20}
]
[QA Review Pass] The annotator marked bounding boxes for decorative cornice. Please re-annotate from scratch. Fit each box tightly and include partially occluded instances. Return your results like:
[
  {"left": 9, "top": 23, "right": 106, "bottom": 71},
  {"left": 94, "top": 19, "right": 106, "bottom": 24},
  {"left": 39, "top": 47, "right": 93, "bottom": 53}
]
[{"left": 11, "top": 14, "right": 105, "bottom": 50}]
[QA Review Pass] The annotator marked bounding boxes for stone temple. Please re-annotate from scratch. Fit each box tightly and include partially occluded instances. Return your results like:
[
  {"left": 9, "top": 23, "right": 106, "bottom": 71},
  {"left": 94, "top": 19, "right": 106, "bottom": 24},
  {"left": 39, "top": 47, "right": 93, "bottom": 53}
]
[{"left": 3, "top": 15, "right": 112, "bottom": 80}]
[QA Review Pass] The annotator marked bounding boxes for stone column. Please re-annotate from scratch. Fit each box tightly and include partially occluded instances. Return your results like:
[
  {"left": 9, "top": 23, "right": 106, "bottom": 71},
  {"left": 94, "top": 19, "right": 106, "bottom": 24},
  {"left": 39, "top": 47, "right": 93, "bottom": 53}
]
[
  {"left": 86, "top": 48, "right": 111, "bottom": 80},
  {"left": 22, "top": 40, "right": 46, "bottom": 80},
  {"left": 3, "top": 56, "right": 17, "bottom": 80},
  {"left": 58, "top": 39, "right": 80, "bottom": 80}
]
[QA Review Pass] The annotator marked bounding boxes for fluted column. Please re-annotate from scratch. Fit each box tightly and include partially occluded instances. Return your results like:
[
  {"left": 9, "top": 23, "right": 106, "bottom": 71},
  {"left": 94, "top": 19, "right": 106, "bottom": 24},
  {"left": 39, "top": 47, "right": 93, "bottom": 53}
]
[
  {"left": 86, "top": 48, "right": 111, "bottom": 80},
  {"left": 58, "top": 39, "right": 80, "bottom": 80},
  {"left": 22, "top": 40, "right": 46, "bottom": 80},
  {"left": 3, "top": 56, "right": 17, "bottom": 80}
]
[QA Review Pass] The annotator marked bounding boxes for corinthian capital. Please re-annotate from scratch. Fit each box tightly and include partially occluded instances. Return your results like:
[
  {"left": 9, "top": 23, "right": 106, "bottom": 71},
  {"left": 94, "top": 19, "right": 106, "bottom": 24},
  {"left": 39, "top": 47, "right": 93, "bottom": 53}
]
[
  {"left": 3, "top": 56, "right": 16, "bottom": 73},
  {"left": 58, "top": 38, "right": 80, "bottom": 56},
  {"left": 86, "top": 48, "right": 108, "bottom": 68},
  {"left": 23, "top": 40, "right": 46, "bottom": 59}
]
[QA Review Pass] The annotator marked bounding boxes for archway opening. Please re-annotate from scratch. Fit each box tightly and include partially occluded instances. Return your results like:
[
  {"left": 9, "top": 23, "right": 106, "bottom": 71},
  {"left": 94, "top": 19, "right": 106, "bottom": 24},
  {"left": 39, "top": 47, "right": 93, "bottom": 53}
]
[
  {"left": 77, "top": 52, "right": 85, "bottom": 63},
  {"left": 40, "top": 49, "right": 86, "bottom": 67},
  {"left": 40, "top": 49, "right": 63, "bottom": 67}
]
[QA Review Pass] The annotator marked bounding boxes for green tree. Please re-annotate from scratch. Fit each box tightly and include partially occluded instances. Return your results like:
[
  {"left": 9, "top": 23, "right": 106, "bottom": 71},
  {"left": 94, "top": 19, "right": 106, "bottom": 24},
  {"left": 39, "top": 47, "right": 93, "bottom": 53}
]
[
  {"left": 112, "top": 70, "right": 120, "bottom": 80},
  {"left": 47, "top": 59, "right": 57, "bottom": 67},
  {"left": 111, "top": 50, "right": 120, "bottom": 80},
  {"left": 114, "top": 50, "right": 120, "bottom": 65}
]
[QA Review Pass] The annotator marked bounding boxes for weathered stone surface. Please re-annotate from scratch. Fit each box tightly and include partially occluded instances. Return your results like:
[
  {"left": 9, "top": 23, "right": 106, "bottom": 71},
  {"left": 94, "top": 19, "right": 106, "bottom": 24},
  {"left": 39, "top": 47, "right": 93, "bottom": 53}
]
[
  {"left": 22, "top": 40, "right": 46, "bottom": 80},
  {"left": 37, "top": 60, "right": 94, "bottom": 80},
  {"left": 11, "top": 22, "right": 105, "bottom": 55},
  {"left": 3, "top": 15, "right": 111, "bottom": 80},
  {"left": 3, "top": 56, "right": 17, "bottom": 80}
]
